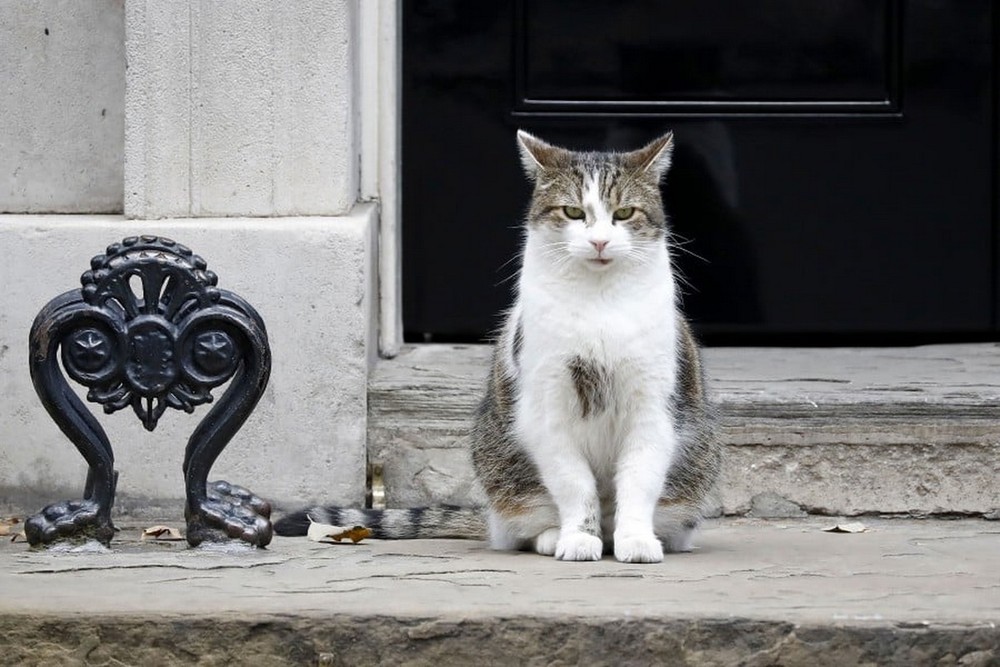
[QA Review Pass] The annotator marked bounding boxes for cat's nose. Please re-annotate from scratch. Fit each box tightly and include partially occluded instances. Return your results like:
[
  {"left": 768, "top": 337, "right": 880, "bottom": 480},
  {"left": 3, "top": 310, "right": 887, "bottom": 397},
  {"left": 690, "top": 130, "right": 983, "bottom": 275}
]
[{"left": 590, "top": 240, "right": 609, "bottom": 254}]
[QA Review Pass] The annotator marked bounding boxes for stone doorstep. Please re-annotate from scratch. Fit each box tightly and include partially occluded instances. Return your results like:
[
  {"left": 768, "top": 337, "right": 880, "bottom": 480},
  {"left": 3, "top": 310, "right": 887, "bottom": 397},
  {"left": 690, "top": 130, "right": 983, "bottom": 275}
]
[
  {"left": 368, "top": 343, "right": 1000, "bottom": 517},
  {"left": 0, "top": 518, "right": 996, "bottom": 666}
]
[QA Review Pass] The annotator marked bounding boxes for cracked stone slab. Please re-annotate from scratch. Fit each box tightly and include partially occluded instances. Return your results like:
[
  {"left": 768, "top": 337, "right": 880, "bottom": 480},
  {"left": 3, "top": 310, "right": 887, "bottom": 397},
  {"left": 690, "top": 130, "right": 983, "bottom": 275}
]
[
  {"left": 1, "top": 518, "right": 996, "bottom": 621},
  {"left": 0, "top": 518, "right": 997, "bottom": 664}
]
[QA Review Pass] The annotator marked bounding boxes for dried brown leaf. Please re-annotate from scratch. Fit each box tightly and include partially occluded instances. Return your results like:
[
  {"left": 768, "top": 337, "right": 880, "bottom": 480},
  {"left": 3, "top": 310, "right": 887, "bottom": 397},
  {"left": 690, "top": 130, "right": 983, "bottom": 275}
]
[
  {"left": 329, "top": 526, "right": 373, "bottom": 544},
  {"left": 141, "top": 525, "right": 184, "bottom": 541},
  {"left": 0, "top": 517, "right": 20, "bottom": 537},
  {"left": 307, "top": 520, "right": 372, "bottom": 544}
]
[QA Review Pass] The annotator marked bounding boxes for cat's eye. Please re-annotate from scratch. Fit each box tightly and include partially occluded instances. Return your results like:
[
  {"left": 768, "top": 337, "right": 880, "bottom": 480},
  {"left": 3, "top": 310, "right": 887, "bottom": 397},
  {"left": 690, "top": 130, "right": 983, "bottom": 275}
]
[
  {"left": 613, "top": 207, "right": 635, "bottom": 221},
  {"left": 562, "top": 206, "right": 585, "bottom": 220}
]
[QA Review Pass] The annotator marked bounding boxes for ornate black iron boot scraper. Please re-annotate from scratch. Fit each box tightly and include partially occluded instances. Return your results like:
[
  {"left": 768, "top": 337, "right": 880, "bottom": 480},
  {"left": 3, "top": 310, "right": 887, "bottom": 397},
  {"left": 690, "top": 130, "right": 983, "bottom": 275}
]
[{"left": 25, "top": 236, "right": 273, "bottom": 548}]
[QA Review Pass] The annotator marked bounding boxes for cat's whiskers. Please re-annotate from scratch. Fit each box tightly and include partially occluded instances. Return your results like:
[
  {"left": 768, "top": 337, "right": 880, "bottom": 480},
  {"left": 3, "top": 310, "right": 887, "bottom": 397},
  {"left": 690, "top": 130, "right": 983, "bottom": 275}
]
[
  {"left": 623, "top": 247, "right": 650, "bottom": 267},
  {"left": 495, "top": 250, "right": 527, "bottom": 287},
  {"left": 667, "top": 251, "right": 696, "bottom": 295},
  {"left": 496, "top": 251, "right": 522, "bottom": 273},
  {"left": 661, "top": 232, "right": 702, "bottom": 295},
  {"left": 495, "top": 269, "right": 521, "bottom": 287},
  {"left": 538, "top": 241, "right": 572, "bottom": 263},
  {"left": 534, "top": 245, "right": 576, "bottom": 276},
  {"left": 539, "top": 240, "right": 570, "bottom": 253},
  {"left": 666, "top": 230, "right": 709, "bottom": 265}
]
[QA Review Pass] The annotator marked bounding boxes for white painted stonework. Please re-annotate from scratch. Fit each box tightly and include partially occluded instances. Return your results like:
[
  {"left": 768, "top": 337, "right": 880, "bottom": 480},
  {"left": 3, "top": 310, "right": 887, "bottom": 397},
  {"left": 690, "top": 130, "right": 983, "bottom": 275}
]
[
  {"left": 1, "top": 0, "right": 400, "bottom": 515},
  {"left": 0, "top": 210, "right": 377, "bottom": 511},
  {"left": 0, "top": 0, "right": 125, "bottom": 213},
  {"left": 125, "top": 0, "right": 360, "bottom": 218}
]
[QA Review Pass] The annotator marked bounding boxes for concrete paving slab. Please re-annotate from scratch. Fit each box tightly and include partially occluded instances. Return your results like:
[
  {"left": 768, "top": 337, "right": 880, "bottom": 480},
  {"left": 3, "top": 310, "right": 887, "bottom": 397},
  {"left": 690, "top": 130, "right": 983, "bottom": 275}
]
[{"left": 0, "top": 518, "right": 997, "bottom": 665}]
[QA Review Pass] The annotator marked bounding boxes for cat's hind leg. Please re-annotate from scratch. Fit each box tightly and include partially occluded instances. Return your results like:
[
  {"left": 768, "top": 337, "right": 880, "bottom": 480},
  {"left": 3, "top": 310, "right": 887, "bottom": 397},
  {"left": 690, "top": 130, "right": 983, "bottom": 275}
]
[
  {"left": 485, "top": 499, "right": 559, "bottom": 554},
  {"left": 533, "top": 527, "right": 560, "bottom": 556},
  {"left": 654, "top": 502, "right": 705, "bottom": 553}
]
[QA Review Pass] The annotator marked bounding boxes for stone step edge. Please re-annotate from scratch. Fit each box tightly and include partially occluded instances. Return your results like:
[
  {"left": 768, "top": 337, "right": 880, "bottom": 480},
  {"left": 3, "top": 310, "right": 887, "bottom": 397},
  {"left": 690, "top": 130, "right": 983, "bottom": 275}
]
[
  {"left": 367, "top": 344, "right": 1000, "bottom": 516},
  {"left": 2, "top": 613, "right": 997, "bottom": 666}
]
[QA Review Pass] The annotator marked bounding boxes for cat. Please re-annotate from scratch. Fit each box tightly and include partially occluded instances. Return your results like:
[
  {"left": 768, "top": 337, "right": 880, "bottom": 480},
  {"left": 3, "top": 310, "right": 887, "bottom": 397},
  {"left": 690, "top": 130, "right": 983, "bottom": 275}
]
[{"left": 274, "top": 130, "right": 721, "bottom": 563}]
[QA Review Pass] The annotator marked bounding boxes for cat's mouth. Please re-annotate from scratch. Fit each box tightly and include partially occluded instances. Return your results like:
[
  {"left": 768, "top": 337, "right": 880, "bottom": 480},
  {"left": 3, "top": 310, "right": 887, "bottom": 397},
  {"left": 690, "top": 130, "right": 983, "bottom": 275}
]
[{"left": 589, "top": 258, "right": 613, "bottom": 266}]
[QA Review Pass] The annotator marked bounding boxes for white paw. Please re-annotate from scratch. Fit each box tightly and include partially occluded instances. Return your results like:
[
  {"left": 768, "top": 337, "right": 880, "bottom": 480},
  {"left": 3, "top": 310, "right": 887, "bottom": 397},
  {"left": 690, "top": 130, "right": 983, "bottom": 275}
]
[
  {"left": 614, "top": 532, "right": 664, "bottom": 563},
  {"left": 534, "top": 527, "right": 560, "bottom": 556},
  {"left": 555, "top": 531, "right": 603, "bottom": 561}
]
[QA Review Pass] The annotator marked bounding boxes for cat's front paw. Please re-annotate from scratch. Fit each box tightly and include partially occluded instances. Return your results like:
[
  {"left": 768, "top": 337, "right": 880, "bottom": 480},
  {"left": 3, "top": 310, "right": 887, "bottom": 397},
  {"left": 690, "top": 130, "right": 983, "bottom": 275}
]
[
  {"left": 555, "top": 531, "right": 603, "bottom": 561},
  {"left": 614, "top": 531, "right": 664, "bottom": 563},
  {"left": 534, "top": 527, "right": 560, "bottom": 556}
]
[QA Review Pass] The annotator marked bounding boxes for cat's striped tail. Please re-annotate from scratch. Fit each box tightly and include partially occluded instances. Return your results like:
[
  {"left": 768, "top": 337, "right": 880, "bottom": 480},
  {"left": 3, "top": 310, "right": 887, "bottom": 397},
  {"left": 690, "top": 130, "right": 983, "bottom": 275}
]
[{"left": 272, "top": 505, "right": 486, "bottom": 540}]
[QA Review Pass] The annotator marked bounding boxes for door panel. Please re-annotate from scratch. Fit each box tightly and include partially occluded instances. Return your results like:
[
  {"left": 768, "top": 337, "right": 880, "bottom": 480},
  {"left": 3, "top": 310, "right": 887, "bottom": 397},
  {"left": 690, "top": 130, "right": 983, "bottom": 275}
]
[
  {"left": 403, "top": 0, "right": 995, "bottom": 342},
  {"left": 518, "top": 0, "right": 897, "bottom": 111}
]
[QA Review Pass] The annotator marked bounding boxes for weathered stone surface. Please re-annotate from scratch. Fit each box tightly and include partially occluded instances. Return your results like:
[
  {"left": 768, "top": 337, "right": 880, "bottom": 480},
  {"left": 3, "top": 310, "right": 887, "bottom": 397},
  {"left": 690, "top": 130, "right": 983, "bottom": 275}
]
[
  {"left": 125, "top": 0, "right": 359, "bottom": 218},
  {"left": 749, "top": 492, "right": 807, "bottom": 519},
  {"left": 0, "top": 615, "right": 997, "bottom": 666},
  {"left": 0, "top": 518, "right": 997, "bottom": 665},
  {"left": 368, "top": 344, "right": 1000, "bottom": 515}
]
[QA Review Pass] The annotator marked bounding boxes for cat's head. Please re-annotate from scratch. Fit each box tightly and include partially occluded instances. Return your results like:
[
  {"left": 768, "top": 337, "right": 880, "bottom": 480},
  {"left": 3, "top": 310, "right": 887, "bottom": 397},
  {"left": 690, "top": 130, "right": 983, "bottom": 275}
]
[{"left": 517, "top": 130, "right": 674, "bottom": 272}]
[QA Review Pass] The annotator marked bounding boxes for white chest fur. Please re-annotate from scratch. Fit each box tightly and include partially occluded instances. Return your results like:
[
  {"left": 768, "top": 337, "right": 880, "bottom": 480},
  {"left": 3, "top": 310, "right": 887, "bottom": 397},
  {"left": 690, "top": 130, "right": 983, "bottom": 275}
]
[
  {"left": 516, "top": 234, "right": 678, "bottom": 381},
  {"left": 512, "top": 233, "right": 681, "bottom": 476}
]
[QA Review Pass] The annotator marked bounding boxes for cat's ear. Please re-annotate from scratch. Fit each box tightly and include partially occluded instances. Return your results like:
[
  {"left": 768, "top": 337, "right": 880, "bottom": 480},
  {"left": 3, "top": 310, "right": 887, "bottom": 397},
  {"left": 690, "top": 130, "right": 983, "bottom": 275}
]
[
  {"left": 627, "top": 132, "right": 675, "bottom": 181},
  {"left": 516, "top": 130, "right": 570, "bottom": 180}
]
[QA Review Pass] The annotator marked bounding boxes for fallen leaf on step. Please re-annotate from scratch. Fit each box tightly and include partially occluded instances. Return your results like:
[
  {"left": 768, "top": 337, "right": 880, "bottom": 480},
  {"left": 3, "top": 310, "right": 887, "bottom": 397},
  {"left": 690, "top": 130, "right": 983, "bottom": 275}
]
[
  {"left": 141, "top": 525, "right": 184, "bottom": 541},
  {"left": 0, "top": 517, "right": 20, "bottom": 537},
  {"left": 10, "top": 530, "right": 26, "bottom": 542},
  {"left": 823, "top": 522, "right": 867, "bottom": 534},
  {"left": 307, "top": 519, "right": 372, "bottom": 544}
]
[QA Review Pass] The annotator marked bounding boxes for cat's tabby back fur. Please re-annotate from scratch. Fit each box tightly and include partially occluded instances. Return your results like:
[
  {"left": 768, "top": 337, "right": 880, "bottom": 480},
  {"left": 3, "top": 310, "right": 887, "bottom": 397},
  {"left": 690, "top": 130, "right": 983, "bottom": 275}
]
[{"left": 275, "top": 131, "right": 721, "bottom": 563}]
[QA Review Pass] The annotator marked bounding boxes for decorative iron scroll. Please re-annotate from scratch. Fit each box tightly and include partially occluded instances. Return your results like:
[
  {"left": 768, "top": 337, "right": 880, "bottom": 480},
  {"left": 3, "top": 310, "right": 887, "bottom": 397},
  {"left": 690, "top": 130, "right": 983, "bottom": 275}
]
[{"left": 25, "top": 236, "right": 273, "bottom": 548}]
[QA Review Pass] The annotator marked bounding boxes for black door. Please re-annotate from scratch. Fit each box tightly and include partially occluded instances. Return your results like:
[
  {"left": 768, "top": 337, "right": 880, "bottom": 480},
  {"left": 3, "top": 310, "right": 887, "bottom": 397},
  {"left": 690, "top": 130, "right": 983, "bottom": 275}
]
[{"left": 403, "top": 0, "right": 996, "bottom": 344}]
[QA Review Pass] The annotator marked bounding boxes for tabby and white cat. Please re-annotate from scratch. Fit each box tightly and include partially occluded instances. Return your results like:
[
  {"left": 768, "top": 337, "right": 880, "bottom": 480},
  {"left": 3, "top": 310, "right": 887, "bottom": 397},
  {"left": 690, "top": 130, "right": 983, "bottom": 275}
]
[{"left": 275, "top": 131, "right": 721, "bottom": 563}]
